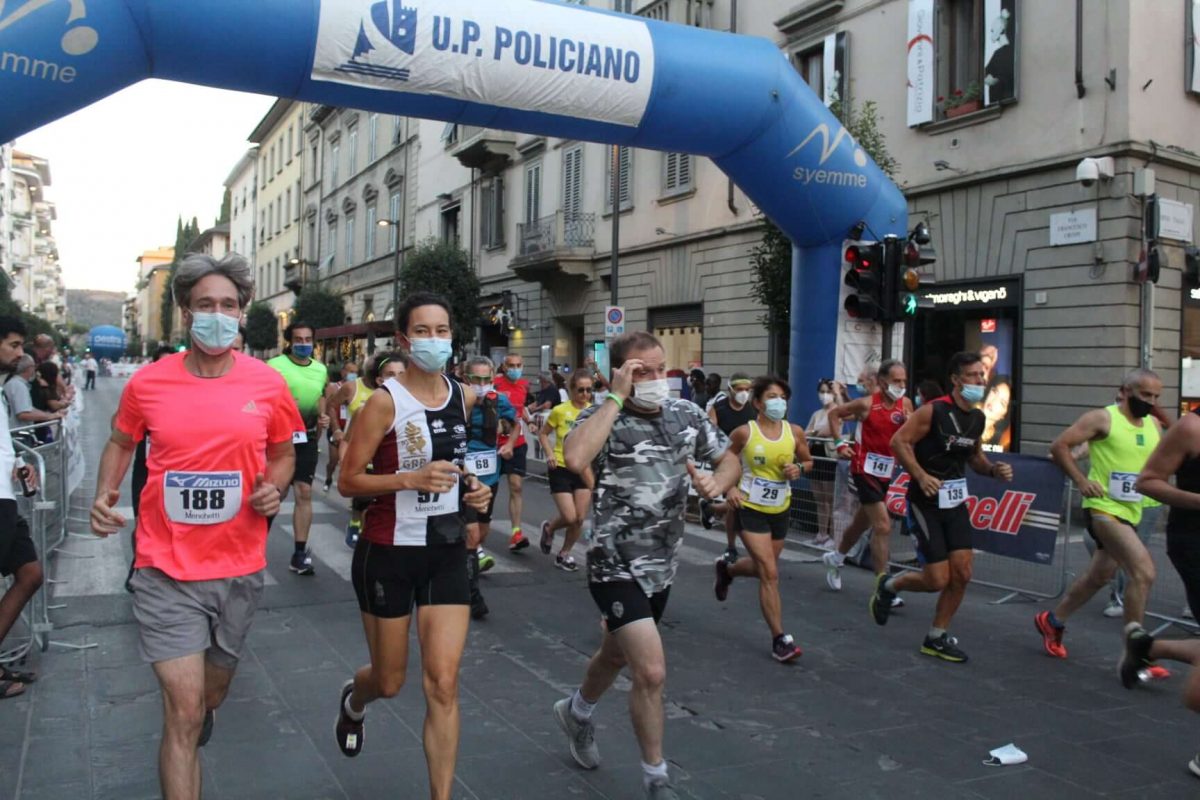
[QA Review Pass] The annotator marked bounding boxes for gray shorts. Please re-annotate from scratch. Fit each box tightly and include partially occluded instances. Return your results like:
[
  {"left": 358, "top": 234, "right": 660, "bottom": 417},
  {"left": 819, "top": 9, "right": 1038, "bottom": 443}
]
[{"left": 130, "top": 567, "right": 265, "bottom": 669}]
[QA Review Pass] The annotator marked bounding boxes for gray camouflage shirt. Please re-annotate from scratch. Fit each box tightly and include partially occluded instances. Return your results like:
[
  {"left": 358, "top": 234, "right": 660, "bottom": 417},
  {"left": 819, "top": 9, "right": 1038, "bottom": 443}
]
[{"left": 572, "top": 398, "right": 729, "bottom": 595}]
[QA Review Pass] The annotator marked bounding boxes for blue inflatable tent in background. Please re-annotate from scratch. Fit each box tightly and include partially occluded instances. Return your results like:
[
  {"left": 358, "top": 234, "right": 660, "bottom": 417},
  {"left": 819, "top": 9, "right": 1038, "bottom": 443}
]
[
  {"left": 0, "top": 0, "right": 908, "bottom": 421},
  {"left": 86, "top": 325, "right": 126, "bottom": 362}
]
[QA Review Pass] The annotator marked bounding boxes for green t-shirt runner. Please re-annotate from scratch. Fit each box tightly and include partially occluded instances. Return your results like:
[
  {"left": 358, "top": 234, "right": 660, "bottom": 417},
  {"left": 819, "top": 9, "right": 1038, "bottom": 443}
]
[{"left": 268, "top": 354, "right": 328, "bottom": 433}]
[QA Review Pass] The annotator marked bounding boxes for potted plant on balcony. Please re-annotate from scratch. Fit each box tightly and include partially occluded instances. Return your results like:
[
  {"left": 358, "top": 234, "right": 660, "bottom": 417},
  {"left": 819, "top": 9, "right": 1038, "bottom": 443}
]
[{"left": 940, "top": 83, "right": 982, "bottom": 119}]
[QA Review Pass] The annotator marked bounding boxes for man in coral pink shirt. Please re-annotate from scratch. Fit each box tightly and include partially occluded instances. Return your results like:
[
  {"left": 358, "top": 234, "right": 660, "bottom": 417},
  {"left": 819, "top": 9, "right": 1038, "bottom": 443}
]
[{"left": 91, "top": 254, "right": 300, "bottom": 800}]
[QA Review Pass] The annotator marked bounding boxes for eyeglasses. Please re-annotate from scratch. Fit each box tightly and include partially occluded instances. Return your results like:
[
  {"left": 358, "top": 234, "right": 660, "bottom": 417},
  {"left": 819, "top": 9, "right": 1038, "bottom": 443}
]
[
  {"left": 466, "top": 375, "right": 492, "bottom": 384},
  {"left": 575, "top": 387, "right": 594, "bottom": 394}
]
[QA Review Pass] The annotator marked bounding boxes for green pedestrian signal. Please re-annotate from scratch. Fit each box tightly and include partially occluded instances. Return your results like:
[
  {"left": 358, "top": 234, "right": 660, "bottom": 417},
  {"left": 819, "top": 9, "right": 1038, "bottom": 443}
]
[{"left": 902, "top": 293, "right": 918, "bottom": 316}]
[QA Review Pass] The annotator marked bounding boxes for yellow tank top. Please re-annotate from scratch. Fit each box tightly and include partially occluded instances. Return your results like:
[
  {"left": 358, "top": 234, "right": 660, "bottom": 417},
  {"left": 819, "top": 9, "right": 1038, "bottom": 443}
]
[
  {"left": 739, "top": 420, "right": 795, "bottom": 514},
  {"left": 1082, "top": 405, "right": 1160, "bottom": 525},
  {"left": 347, "top": 378, "right": 374, "bottom": 421}
]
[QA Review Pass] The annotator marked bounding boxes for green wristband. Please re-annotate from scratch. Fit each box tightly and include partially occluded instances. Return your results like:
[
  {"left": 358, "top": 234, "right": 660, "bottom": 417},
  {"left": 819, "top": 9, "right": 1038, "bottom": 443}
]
[{"left": 605, "top": 392, "right": 625, "bottom": 410}]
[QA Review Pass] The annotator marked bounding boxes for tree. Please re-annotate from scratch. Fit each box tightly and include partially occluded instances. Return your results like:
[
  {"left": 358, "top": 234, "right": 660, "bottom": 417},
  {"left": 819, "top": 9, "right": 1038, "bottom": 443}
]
[
  {"left": 0, "top": 276, "right": 60, "bottom": 345},
  {"left": 161, "top": 216, "right": 200, "bottom": 341},
  {"left": 244, "top": 301, "right": 280, "bottom": 353},
  {"left": 399, "top": 238, "right": 480, "bottom": 352},
  {"left": 292, "top": 286, "right": 345, "bottom": 331},
  {"left": 749, "top": 98, "right": 898, "bottom": 348},
  {"left": 217, "top": 188, "right": 231, "bottom": 226}
]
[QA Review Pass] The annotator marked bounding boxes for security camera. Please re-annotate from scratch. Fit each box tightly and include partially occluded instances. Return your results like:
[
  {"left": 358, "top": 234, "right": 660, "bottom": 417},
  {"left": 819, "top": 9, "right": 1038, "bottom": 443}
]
[{"left": 1076, "top": 156, "right": 1115, "bottom": 187}]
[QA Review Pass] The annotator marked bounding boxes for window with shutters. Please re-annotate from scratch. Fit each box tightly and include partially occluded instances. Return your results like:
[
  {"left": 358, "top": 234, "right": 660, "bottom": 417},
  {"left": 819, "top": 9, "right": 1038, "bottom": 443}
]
[
  {"left": 295, "top": 180, "right": 302, "bottom": 221},
  {"left": 287, "top": 126, "right": 294, "bottom": 164},
  {"left": 562, "top": 146, "right": 583, "bottom": 218},
  {"left": 330, "top": 141, "right": 340, "bottom": 185},
  {"left": 328, "top": 221, "right": 338, "bottom": 271},
  {"left": 388, "top": 191, "right": 402, "bottom": 250},
  {"left": 481, "top": 177, "right": 505, "bottom": 249},
  {"left": 662, "top": 152, "right": 692, "bottom": 197},
  {"left": 284, "top": 188, "right": 292, "bottom": 228},
  {"left": 345, "top": 215, "right": 356, "bottom": 264},
  {"left": 366, "top": 205, "right": 377, "bottom": 259},
  {"left": 794, "top": 45, "right": 823, "bottom": 96},
  {"left": 524, "top": 161, "right": 542, "bottom": 224},
  {"left": 348, "top": 126, "right": 358, "bottom": 174},
  {"left": 604, "top": 146, "right": 632, "bottom": 213},
  {"left": 368, "top": 114, "right": 378, "bottom": 162},
  {"left": 938, "top": 0, "right": 983, "bottom": 118}
]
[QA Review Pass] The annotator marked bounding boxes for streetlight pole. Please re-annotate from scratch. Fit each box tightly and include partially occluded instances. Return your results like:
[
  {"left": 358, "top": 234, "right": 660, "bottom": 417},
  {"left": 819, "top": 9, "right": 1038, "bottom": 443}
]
[
  {"left": 378, "top": 216, "right": 403, "bottom": 324},
  {"left": 610, "top": 144, "right": 620, "bottom": 307}
]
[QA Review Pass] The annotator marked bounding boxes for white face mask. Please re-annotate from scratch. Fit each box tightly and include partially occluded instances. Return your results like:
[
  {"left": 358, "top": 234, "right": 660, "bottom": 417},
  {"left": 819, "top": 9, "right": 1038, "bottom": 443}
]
[
  {"left": 818, "top": 392, "right": 834, "bottom": 406},
  {"left": 733, "top": 390, "right": 751, "bottom": 406},
  {"left": 471, "top": 383, "right": 493, "bottom": 398},
  {"left": 886, "top": 385, "right": 906, "bottom": 401},
  {"left": 629, "top": 378, "right": 670, "bottom": 410}
]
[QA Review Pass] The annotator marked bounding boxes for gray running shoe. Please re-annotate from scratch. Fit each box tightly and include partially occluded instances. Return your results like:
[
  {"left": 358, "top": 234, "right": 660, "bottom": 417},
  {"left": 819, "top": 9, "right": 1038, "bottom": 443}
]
[
  {"left": 646, "top": 778, "right": 680, "bottom": 799},
  {"left": 822, "top": 550, "right": 842, "bottom": 591},
  {"left": 553, "top": 697, "right": 600, "bottom": 769}
]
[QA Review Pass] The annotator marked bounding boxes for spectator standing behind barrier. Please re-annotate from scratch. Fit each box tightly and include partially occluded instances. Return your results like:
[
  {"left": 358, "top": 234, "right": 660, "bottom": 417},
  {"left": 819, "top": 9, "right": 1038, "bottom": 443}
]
[
  {"left": 0, "top": 315, "right": 44, "bottom": 699},
  {"left": 31, "top": 362, "right": 68, "bottom": 443},
  {"left": 83, "top": 352, "right": 98, "bottom": 390},
  {"left": 530, "top": 372, "right": 560, "bottom": 414},
  {"left": 806, "top": 379, "right": 848, "bottom": 547},
  {"left": 5, "top": 355, "right": 65, "bottom": 438}
]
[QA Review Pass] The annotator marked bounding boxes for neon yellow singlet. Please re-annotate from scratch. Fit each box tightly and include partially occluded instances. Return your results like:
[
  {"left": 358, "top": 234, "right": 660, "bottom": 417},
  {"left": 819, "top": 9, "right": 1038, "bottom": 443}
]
[
  {"left": 1082, "top": 404, "right": 1160, "bottom": 526},
  {"left": 739, "top": 420, "right": 795, "bottom": 514},
  {"left": 346, "top": 378, "right": 374, "bottom": 421}
]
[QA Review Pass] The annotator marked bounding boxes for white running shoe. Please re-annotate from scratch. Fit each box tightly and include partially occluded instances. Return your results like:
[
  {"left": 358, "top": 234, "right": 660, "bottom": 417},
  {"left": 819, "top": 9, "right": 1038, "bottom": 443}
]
[
  {"left": 1102, "top": 597, "right": 1124, "bottom": 618},
  {"left": 822, "top": 550, "right": 843, "bottom": 591}
]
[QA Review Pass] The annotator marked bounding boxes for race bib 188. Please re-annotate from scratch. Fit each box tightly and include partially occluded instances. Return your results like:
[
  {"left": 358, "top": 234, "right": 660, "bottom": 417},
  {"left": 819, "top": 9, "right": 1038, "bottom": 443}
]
[{"left": 164, "top": 471, "right": 243, "bottom": 525}]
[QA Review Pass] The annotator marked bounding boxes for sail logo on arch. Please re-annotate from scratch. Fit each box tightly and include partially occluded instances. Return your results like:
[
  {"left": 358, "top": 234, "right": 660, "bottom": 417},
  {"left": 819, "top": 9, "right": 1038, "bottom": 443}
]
[
  {"left": 313, "top": 0, "right": 656, "bottom": 127},
  {"left": 785, "top": 123, "right": 869, "bottom": 189}
]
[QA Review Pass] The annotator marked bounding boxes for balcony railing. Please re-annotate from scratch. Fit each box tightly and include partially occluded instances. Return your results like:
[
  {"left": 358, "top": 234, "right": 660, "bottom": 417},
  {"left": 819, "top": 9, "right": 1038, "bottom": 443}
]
[{"left": 517, "top": 212, "right": 596, "bottom": 258}]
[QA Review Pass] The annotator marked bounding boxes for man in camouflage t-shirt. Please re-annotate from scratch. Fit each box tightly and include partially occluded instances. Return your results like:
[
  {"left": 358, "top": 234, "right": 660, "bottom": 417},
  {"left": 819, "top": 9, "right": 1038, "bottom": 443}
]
[{"left": 551, "top": 331, "right": 740, "bottom": 799}]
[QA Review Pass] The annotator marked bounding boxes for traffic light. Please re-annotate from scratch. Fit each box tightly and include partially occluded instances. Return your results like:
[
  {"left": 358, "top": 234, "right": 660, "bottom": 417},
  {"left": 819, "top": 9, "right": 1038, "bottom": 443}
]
[
  {"left": 895, "top": 230, "right": 937, "bottom": 318},
  {"left": 1185, "top": 246, "right": 1200, "bottom": 287},
  {"left": 843, "top": 241, "right": 886, "bottom": 320}
]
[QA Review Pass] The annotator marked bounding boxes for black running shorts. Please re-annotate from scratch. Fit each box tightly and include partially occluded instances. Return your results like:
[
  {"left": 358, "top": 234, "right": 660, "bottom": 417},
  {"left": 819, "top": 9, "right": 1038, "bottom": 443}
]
[
  {"left": 0, "top": 500, "right": 36, "bottom": 577},
  {"left": 548, "top": 466, "right": 587, "bottom": 495},
  {"left": 852, "top": 472, "right": 890, "bottom": 505},
  {"left": 589, "top": 581, "right": 671, "bottom": 633},
  {"left": 738, "top": 507, "right": 790, "bottom": 541},
  {"left": 351, "top": 540, "right": 469, "bottom": 618},
  {"left": 906, "top": 502, "right": 973, "bottom": 565},
  {"left": 500, "top": 443, "right": 528, "bottom": 477},
  {"left": 293, "top": 438, "right": 320, "bottom": 485},
  {"left": 1167, "top": 530, "right": 1200, "bottom": 622},
  {"left": 463, "top": 484, "right": 499, "bottom": 526}
]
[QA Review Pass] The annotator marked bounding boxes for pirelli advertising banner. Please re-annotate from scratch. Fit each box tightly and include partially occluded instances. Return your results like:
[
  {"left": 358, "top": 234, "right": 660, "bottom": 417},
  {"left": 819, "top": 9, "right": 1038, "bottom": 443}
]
[{"left": 882, "top": 454, "right": 1064, "bottom": 565}]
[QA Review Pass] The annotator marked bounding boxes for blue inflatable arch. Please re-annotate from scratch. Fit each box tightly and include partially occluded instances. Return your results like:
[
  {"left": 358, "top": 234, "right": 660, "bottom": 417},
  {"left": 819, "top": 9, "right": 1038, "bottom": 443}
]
[{"left": 1, "top": 0, "right": 906, "bottom": 418}]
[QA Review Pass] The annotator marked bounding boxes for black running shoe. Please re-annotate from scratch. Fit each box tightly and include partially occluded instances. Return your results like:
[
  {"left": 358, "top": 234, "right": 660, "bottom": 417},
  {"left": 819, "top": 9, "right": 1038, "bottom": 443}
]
[
  {"left": 920, "top": 633, "right": 968, "bottom": 663},
  {"left": 713, "top": 557, "right": 733, "bottom": 602},
  {"left": 198, "top": 709, "right": 215, "bottom": 747},
  {"left": 869, "top": 573, "right": 896, "bottom": 626},
  {"left": 335, "top": 679, "right": 365, "bottom": 757},
  {"left": 722, "top": 547, "right": 739, "bottom": 565},
  {"left": 290, "top": 550, "right": 315, "bottom": 576},
  {"left": 1119, "top": 622, "right": 1154, "bottom": 689},
  {"left": 470, "top": 593, "right": 489, "bottom": 621},
  {"left": 700, "top": 499, "right": 714, "bottom": 530}
]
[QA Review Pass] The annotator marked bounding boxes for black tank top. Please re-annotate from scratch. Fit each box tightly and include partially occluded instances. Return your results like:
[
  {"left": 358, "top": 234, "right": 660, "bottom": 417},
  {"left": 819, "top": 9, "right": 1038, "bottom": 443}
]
[
  {"left": 1167, "top": 409, "right": 1200, "bottom": 535},
  {"left": 911, "top": 396, "right": 986, "bottom": 507},
  {"left": 715, "top": 397, "right": 757, "bottom": 436}
]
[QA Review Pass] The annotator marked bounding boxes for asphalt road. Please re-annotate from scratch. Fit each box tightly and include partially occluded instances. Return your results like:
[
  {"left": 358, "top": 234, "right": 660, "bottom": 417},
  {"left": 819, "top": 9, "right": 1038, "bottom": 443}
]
[{"left": 1, "top": 375, "right": 1198, "bottom": 799}]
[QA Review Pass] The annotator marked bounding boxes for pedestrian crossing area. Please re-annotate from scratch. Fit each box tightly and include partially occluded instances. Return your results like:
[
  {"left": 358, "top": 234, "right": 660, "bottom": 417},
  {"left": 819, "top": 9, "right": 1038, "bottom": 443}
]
[{"left": 47, "top": 494, "right": 821, "bottom": 599}]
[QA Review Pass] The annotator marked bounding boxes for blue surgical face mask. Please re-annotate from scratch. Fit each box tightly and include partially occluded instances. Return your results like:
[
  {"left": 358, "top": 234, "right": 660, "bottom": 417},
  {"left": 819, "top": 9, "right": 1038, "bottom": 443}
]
[
  {"left": 408, "top": 337, "right": 453, "bottom": 372},
  {"left": 960, "top": 383, "right": 985, "bottom": 404},
  {"left": 914, "top": 396, "right": 923, "bottom": 408},
  {"left": 506, "top": 367, "right": 523, "bottom": 381},
  {"left": 764, "top": 397, "right": 788, "bottom": 421},
  {"left": 346, "top": 372, "right": 358, "bottom": 382},
  {"left": 189, "top": 311, "right": 239, "bottom": 355},
  {"left": 292, "top": 343, "right": 314, "bottom": 359},
  {"left": 854, "top": 383, "right": 867, "bottom": 394}
]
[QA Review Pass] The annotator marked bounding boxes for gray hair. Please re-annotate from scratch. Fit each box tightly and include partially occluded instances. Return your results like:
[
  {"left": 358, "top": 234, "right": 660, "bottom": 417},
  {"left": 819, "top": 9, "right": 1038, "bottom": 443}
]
[
  {"left": 465, "top": 356, "right": 495, "bottom": 375},
  {"left": 878, "top": 359, "right": 905, "bottom": 378},
  {"left": 1121, "top": 368, "right": 1160, "bottom": 391},
  {"left": 173, "top": 253, "right": 254, "bottom": 310},
  {"left": 14, "top": 354, "right": 34, "bottom": 375}
]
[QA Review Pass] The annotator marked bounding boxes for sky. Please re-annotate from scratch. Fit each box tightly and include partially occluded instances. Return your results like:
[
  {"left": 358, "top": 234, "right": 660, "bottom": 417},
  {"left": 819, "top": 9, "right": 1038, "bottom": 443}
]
[{"left": 14, "top": 81, "right": 275, "bottom": 295}]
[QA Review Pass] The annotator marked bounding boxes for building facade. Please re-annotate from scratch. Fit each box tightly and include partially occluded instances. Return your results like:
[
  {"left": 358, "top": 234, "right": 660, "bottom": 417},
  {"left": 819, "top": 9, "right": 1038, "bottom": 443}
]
[
  {"left": 134, "top": 246, "right": 174, "bottom": 345},
  {"left": 225, "top": 147, "right": 258, "bottom": 269},
  {"left": 249, "top": 99, "right": 307, "bottom": 343},
  {"left": 6, "top": 150, "right": 66, "bottom": 324}
]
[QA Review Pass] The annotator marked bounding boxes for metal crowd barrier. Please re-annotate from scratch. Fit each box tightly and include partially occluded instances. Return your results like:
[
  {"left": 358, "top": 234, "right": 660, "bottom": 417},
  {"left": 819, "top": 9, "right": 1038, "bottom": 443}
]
[
  {"left": 789, "top": 438, "right": 1072, "bottom": 603},
  {"left": 0, "top": 406, "right": 97, "bottom": 666}
]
